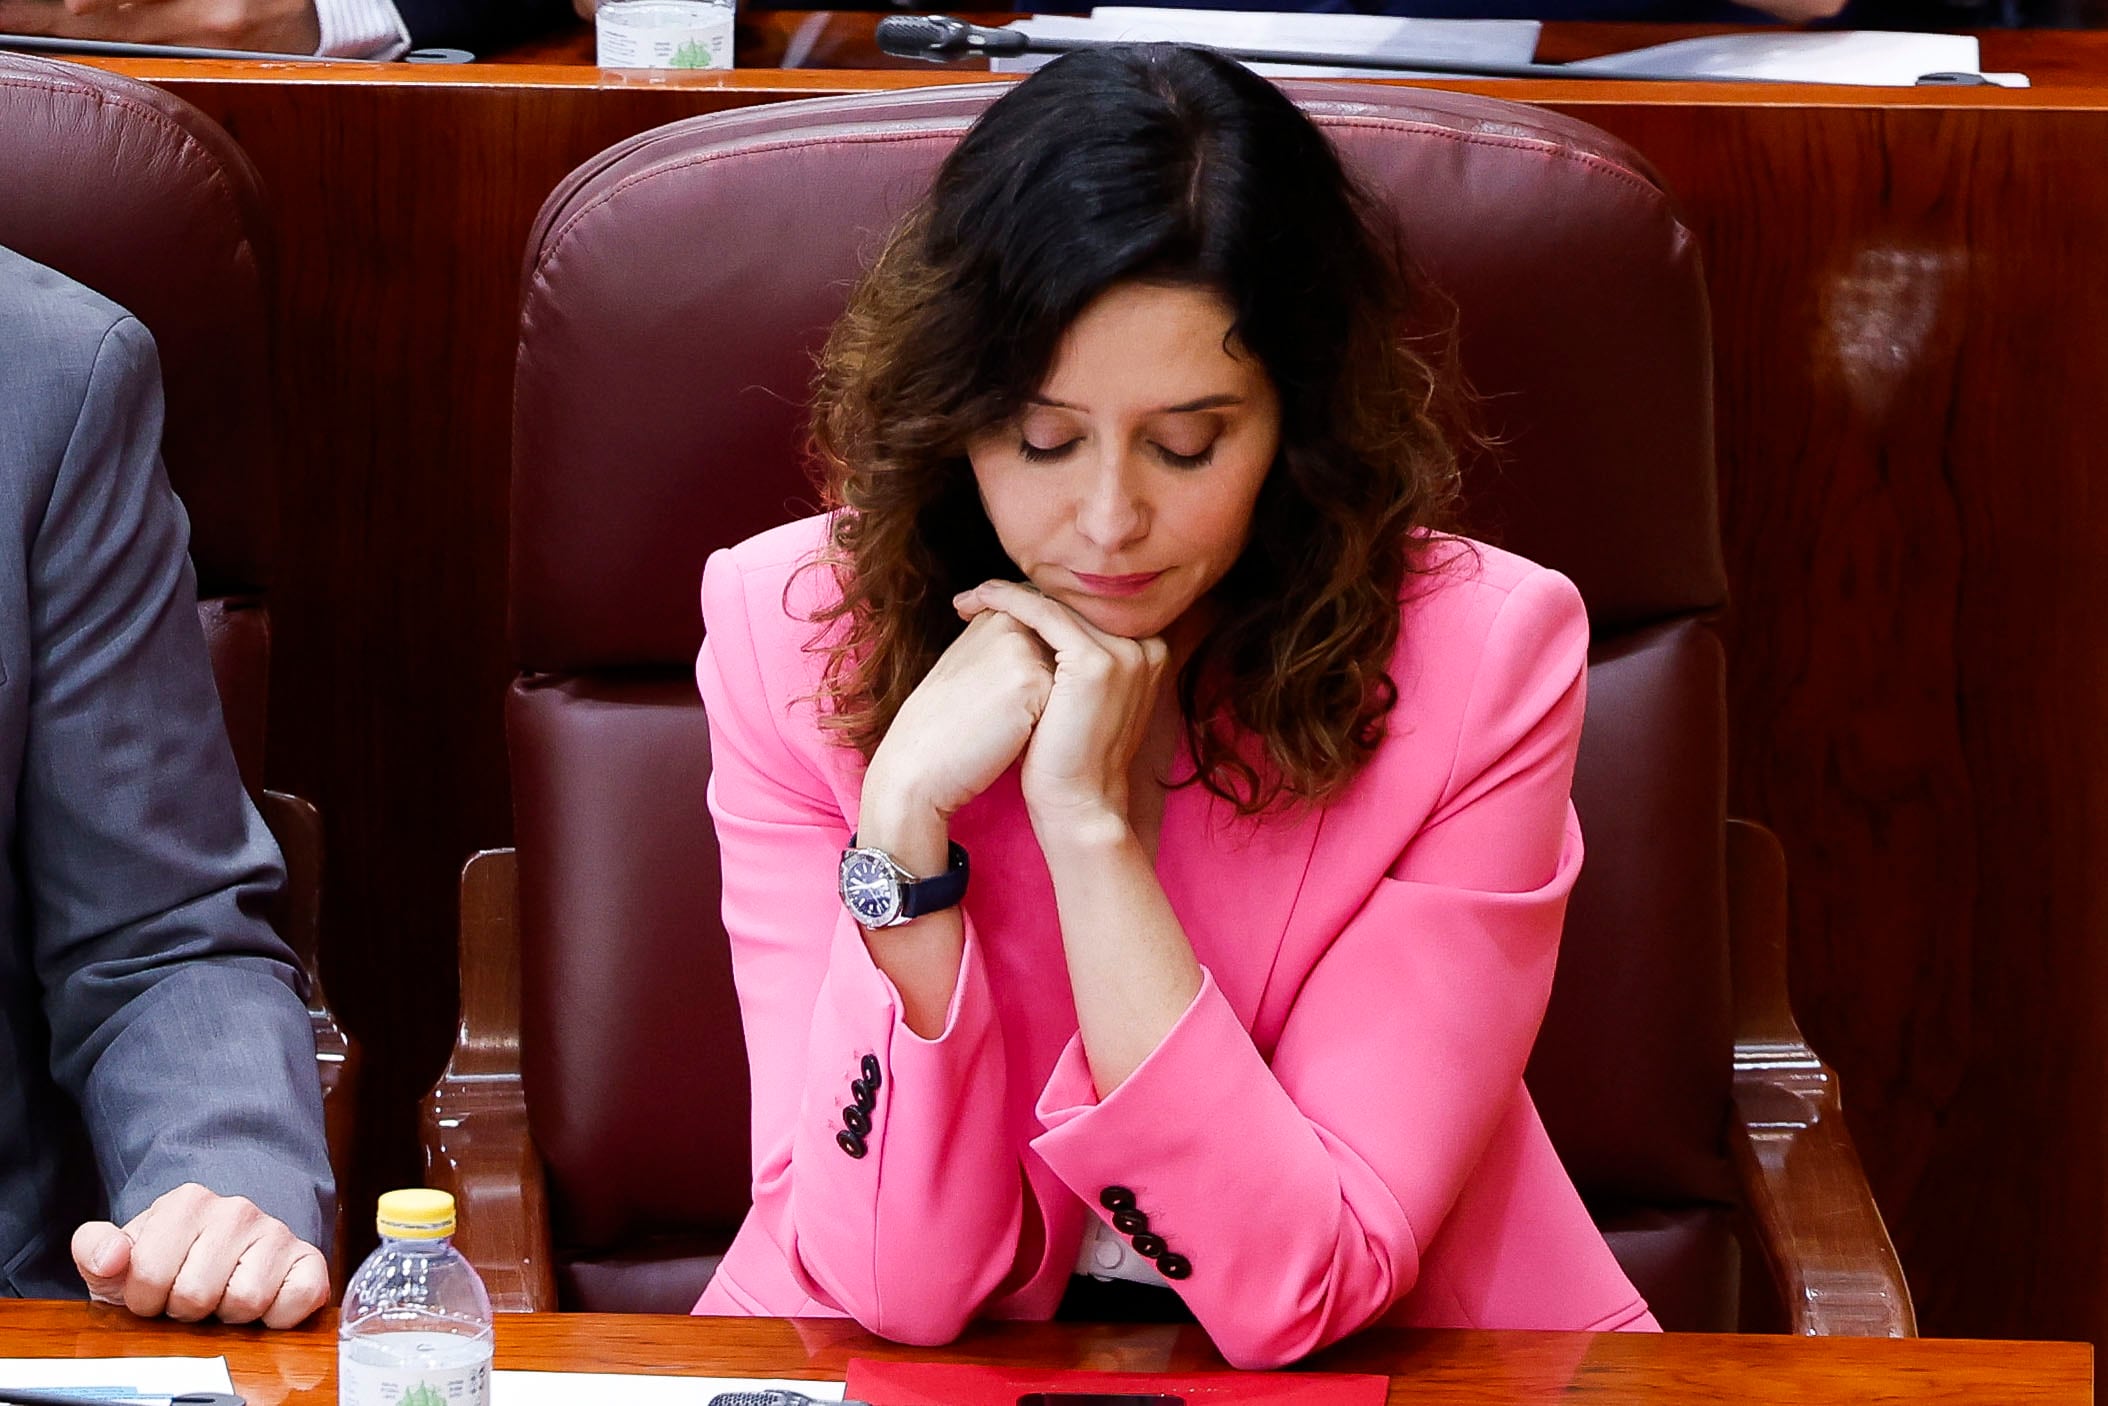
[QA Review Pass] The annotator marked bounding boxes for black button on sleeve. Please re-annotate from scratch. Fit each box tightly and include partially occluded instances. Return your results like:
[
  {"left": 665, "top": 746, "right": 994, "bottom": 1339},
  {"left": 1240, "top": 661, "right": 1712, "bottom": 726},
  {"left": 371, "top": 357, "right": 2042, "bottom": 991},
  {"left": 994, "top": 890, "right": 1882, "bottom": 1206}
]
[
  {"left": 842, "top": 1105, "right": 870, "bottom": 1136},
  {"left": 1100, "top": 1185, "right": 1136, "bottom": 1211},
  {"left": 1130, "top": 1232, "right": 1166, "bottom": 1258},
  {"left": 851, "top": 1078, "right": 876, "bottom": 1112},
  {"left": 1157, "top": 1252, "right": 1191, "bottom": 1280},
  {"left": 861, "top": 1054, "right": 883, "bottom": 1089},
  {"left": 1112, "top": 1208, "right": 1149, "bottom": 1236},
  {"left": 836, "top": 1129, "right": 868, "bottom": 1159}
]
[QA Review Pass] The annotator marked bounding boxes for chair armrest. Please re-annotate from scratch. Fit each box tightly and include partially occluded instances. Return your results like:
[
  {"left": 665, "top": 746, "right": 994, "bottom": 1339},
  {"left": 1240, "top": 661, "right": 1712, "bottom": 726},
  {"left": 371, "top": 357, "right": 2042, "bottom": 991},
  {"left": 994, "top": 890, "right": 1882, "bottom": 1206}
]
[
  {"left": 1727, "top": 817, "right": 1916, "bottom": 1337},
  {"left": 421, "top": 848, "right": 558, "bottom": 1313},
  {"left": 256, "top": 788, "right": 360, "bottom": 1292}
]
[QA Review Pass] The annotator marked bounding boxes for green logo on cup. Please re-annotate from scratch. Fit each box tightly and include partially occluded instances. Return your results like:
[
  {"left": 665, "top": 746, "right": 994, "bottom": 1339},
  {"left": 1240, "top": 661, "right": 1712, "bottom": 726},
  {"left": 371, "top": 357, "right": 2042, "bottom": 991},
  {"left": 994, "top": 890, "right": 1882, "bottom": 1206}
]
[{"left": 672, "top": 39, "right": 713, "bottom": 67}]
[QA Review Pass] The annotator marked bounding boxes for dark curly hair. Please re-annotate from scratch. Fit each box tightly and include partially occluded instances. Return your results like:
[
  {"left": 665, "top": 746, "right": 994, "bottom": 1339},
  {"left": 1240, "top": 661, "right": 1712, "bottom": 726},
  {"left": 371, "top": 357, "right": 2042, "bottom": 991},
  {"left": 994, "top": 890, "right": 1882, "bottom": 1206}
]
[{"left": 806, "top": 44, "right": 1472, "bottom": 814}]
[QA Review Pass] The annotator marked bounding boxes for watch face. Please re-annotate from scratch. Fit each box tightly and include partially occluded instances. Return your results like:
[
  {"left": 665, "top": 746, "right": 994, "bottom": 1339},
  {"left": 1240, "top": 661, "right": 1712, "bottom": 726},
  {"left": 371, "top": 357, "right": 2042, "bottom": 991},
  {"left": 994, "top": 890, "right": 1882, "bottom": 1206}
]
[{"left": 840, "top": 850, "right": 904, "bottom": 927}]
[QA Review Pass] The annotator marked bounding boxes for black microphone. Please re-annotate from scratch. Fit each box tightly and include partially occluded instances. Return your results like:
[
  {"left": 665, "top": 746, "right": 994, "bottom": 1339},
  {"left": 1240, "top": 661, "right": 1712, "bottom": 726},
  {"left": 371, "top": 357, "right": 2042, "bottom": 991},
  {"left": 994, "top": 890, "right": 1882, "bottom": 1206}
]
[
  {"left": 873, "top": 14, "right": 1688, "bottom": 80},
  {"left": 871, "top": 14, "right": 1986, "bottom": 85},
  {"left": 877, "top": 15, "right": 1030, "bottom": 59}
]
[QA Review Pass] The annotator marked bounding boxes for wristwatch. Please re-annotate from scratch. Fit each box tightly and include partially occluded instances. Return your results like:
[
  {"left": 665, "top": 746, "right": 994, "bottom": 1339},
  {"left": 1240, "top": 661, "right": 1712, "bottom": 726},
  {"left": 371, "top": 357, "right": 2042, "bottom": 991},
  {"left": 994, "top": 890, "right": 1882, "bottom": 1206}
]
[{"left": 838, "top": 835, "right": 970, "bottom": 928}]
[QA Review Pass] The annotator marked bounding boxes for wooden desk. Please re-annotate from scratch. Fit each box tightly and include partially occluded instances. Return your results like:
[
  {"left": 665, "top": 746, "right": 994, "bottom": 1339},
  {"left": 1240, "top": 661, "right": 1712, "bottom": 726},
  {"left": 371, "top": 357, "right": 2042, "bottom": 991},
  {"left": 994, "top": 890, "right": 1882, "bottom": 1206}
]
[
  {"left": 0, "top": 1300, "right": 2091, "bottom": 1404},
  {"left": 30, "top": 16, "right": 2108, "bottom": 1372}
]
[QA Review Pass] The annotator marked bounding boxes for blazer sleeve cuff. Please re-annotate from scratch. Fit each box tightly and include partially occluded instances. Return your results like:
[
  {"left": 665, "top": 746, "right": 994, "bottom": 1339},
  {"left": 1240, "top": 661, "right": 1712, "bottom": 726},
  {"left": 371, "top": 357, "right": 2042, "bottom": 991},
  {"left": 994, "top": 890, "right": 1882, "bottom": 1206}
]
[
  {"left": 1029, "top": 968, "right": 1424, "bottom": 1366},
  {"left": 784, "top": 909, "right": 1022, "bottom": 1335},
  {"left": 1032, "top": 964, "right": 1221, "bottom": 1131},
  {"left": 802, "top": 907, "right": 994, "bottom": 1143}
]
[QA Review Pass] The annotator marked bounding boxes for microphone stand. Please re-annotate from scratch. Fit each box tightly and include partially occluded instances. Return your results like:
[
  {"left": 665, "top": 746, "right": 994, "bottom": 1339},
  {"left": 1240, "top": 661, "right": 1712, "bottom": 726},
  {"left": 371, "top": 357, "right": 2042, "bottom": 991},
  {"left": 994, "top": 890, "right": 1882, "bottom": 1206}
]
[{"left": 873, "top": 13, "right": 1995, "bottom": 85}]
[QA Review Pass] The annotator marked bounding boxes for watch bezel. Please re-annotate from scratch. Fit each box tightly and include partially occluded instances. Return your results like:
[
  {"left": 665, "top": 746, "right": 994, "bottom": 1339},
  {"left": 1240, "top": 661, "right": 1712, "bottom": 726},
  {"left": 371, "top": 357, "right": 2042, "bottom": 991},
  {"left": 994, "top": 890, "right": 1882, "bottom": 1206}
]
[{"left": 839, "top": 846, "right": 909, "bottom": 928}]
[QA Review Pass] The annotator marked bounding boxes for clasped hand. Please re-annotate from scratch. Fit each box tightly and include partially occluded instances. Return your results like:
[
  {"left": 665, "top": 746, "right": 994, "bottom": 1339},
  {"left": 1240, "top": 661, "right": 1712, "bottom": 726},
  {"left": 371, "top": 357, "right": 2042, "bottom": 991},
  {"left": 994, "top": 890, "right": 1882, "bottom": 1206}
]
[{"left": 871, "top": 580, "right": 1168, "bottom": 837}]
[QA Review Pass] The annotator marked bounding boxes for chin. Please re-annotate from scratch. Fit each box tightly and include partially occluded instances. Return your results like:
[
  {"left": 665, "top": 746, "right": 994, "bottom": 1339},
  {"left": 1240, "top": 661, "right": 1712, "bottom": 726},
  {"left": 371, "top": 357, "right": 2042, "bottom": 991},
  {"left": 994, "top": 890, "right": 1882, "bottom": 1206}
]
[{"left": 1058, "top": 593, "right": 1183, "bottom": 640}]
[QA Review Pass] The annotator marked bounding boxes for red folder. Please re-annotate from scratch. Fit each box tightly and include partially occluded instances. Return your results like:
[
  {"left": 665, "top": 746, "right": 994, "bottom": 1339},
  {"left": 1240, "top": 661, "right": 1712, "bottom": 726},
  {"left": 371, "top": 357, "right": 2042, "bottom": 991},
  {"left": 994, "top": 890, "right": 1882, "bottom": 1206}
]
[{"left": 844, "top": 1357, "right": 1389, "bottom": 1406}]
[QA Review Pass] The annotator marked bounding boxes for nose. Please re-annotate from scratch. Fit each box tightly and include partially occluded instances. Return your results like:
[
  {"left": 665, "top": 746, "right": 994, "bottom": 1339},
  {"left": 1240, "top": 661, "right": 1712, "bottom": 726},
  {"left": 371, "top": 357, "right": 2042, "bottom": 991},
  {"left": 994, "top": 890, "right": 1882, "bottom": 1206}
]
[{"left": 1074, "top": 448, "right": 1148, "bottom": 553}]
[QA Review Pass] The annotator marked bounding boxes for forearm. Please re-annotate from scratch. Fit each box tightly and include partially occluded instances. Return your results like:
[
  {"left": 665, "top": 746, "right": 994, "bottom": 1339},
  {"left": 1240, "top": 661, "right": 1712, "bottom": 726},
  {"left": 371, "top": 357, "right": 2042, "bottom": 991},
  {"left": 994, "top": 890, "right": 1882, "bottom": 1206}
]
[
  {"left": 86, "top": 961, "right": 333, "bottom": 1250},
  {"left": 854, "top": 767, "right": 967, "bottom": 1038},
  {"left": 1039, "top": 817, "right": 1202, "bottom": 1097}
]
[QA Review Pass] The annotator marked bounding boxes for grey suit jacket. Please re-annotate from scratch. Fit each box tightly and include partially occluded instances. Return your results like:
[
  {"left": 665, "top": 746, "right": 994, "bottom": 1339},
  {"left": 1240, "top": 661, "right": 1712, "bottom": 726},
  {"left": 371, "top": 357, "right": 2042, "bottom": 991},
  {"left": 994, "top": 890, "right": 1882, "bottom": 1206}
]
[{"left": 0, "top": 246, "right": 333, "bottom": 1298}]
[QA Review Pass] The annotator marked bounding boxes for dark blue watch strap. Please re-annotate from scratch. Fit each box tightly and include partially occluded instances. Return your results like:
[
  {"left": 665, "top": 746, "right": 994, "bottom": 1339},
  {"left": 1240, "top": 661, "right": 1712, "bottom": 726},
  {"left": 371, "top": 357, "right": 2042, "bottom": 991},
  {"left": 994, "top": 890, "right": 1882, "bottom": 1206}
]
[{"left": 899, "top": 841, "right": 970, "bottom": 918}]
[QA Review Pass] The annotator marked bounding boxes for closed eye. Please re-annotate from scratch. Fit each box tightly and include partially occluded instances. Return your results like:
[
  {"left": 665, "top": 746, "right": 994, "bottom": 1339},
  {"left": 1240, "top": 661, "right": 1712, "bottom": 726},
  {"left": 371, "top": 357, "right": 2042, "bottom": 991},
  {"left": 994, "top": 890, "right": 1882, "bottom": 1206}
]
[
  {"left": 1154, "top": 442, "right": 1216, "bottom": 469},
  {"left": 1017, "top": 438, "right": 1079, "bottom": 463}
]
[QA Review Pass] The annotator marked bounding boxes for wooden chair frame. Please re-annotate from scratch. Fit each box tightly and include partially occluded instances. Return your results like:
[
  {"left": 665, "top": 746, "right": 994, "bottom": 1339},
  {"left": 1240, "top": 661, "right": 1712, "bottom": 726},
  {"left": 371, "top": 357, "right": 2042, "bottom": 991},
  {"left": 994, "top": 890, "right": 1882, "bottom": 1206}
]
[
  {"left": 423, "top": 821, "right": 1915, "bottom": 1334},
  {"left": 256, "top": 789, "right": 361, "bottom": 1290}
]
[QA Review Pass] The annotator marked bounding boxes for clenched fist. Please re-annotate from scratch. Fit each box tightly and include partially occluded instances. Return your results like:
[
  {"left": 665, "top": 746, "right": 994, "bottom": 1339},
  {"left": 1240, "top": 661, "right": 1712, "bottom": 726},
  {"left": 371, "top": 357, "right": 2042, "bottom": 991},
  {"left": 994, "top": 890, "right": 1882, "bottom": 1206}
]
[{"left": 73, "top": 1182, "right": 328, "bottom": 1328}]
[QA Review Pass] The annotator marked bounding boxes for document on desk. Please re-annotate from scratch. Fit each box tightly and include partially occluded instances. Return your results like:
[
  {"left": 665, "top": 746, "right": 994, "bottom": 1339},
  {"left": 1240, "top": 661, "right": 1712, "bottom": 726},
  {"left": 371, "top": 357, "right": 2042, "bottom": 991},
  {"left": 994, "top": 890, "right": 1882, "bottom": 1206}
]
[
  {"left": 991, "top": 9, "right": 1540, "bottom": 78},
  {"left": 494, "top": 1370, "right": 845, "bottom": 1403},
  {"left": 0, "top": 1357, "right": 236, "bottom": 1394},
  {"left": 1565, "top": 31, "right": 2029, "bottom": 86}
]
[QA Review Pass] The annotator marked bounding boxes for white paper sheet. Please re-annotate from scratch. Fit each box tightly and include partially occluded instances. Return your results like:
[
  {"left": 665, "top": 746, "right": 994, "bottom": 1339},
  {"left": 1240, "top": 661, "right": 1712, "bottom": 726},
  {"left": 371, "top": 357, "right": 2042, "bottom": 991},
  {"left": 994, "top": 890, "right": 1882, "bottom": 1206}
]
[
  {"left": 1565, "top": 31, "right": 2028, "bottom": 87},
  {"left": 494, "top": 1370, "right": 846, "bottom": 1405},
  {"left": 992, "top": 9, "right": 1540, "bottom": 79},
  {"left": 0, "top": 1356, "right": 236, "bottom": 1394}
]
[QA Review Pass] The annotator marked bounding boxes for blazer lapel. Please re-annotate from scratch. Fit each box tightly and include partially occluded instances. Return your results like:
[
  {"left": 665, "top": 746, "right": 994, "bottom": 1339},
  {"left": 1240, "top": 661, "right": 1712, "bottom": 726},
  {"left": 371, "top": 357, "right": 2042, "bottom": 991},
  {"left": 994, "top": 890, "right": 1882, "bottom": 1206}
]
[{"left": 1154, "top": 768, "right": 1323, "bottom": 1036}]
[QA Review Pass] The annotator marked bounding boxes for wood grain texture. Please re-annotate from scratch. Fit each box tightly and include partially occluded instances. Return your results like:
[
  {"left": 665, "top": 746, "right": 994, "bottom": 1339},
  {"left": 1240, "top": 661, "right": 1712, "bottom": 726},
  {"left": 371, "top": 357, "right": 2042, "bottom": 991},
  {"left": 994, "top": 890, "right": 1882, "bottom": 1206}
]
[
  {"left": 1728, "top": 819, "right": 1914, "bottom": 1337},
  {"left": 1535, "top": 95, "right": 2108, "bottom": 1358},
  {"left": 421, "top": 849, "right": 558, "bottom": 1313},
  {"left": 40, "top": 19, "right": 2108, "bottom": 1363},
  {"left": 0, "top": 1302, "right": 2089, "bottom": 1403}
]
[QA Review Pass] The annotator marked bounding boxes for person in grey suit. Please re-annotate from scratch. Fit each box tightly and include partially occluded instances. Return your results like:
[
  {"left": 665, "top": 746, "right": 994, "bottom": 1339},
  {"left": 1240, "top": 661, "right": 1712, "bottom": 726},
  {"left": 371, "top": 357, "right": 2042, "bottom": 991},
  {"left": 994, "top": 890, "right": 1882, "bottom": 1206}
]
[{"left": 0, "top": 246, "right": 333, "bottom": 1327}]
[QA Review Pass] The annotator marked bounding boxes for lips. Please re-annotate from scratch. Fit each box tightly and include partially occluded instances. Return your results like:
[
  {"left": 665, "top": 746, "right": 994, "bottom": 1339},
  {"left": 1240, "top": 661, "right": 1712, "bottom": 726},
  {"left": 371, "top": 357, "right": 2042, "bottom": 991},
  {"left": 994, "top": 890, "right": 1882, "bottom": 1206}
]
[{"left": 1071, "top": 570, "right": 1164, "bottom": 598}]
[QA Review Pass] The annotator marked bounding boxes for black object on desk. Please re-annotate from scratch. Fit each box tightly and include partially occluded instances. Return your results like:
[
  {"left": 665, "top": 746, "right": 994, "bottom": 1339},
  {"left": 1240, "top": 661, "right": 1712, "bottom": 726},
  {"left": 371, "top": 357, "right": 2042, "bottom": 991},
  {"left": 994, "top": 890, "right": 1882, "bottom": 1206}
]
[{"left": 874, "top": 13, "right": 1997, "bottom": 85}]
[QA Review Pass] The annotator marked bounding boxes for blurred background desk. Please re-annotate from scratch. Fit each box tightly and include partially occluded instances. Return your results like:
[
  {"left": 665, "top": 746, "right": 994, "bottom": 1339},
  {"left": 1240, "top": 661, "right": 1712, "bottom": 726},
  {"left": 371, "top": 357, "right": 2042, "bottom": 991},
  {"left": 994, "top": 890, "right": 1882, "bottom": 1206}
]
[
  {"left": 0, "top": 1299, "right": 2092, "bottom": 1402},
  {"left": 46, "top": 19, "right": 2108, "bottom": 1368}
]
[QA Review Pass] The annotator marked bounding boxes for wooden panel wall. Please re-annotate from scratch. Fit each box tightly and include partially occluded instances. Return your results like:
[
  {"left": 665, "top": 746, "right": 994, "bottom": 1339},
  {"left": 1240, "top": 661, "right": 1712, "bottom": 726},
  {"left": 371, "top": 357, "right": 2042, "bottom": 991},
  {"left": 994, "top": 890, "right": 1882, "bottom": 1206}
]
[
  {"left": 1575, "top": 100, "right": 2108, "bottom": 1347},
  {"left": 91, "top": 48, "right": 2108, "bottom": 1358}
]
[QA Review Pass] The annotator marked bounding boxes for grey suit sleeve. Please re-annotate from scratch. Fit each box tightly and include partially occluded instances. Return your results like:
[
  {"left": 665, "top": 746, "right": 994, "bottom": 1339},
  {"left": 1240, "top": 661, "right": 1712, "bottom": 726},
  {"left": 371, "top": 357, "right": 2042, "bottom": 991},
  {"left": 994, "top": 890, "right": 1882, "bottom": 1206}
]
[{"left": 18, "top": 315, "right": 334, "bottom": 1251}]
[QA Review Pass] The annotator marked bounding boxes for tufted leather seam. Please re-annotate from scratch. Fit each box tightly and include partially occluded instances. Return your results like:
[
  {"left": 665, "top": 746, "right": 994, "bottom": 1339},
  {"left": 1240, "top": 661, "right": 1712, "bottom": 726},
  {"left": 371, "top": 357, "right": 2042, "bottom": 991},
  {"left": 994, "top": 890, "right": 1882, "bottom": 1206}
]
[
  {"left": 0, "top": 68, "right": 265, "bottom": 283},
  {"left": 527, "top": 111, "right": 1680, "bottom": 315},
  {"left": 532, "top": 127, "right": 952, "bottom": 299},
  {"left": 1308, "top": 113, "right": 1670, "bottom": 206}
]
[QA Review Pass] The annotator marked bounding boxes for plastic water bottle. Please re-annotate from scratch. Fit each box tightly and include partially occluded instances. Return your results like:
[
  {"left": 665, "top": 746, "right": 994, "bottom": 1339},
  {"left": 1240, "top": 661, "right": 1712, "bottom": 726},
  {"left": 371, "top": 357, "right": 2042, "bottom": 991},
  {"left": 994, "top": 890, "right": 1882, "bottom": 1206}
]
[{"left": 339, "top": 1189, "right": 493, "bottom": 1406}]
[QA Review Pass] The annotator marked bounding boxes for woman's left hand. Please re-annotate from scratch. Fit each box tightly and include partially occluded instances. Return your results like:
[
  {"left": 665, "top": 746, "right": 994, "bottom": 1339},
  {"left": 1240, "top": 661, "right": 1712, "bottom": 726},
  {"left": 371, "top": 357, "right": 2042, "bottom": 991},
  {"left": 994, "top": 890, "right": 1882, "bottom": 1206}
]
[{"left": 954, "top": 580, "right": 1168, "bottom": 838}]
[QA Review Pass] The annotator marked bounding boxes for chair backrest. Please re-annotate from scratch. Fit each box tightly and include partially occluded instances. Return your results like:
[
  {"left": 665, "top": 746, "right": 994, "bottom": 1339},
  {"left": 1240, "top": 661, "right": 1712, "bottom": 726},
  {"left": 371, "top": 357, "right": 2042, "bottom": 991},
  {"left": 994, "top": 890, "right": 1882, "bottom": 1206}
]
[
  {"left": 0, "top": 54, "right": 276, "bottom": 788},
  {"left": 510, "top": 82, "right": 1738, "bottom": 1325}
]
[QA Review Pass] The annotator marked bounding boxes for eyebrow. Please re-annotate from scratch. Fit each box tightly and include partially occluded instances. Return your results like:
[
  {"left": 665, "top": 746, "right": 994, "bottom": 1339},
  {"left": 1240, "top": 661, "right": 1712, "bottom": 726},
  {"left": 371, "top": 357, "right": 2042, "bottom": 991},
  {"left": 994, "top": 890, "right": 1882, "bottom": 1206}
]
[{"left": 1027, "top": 394, "right": 1245, "bottom": 414}]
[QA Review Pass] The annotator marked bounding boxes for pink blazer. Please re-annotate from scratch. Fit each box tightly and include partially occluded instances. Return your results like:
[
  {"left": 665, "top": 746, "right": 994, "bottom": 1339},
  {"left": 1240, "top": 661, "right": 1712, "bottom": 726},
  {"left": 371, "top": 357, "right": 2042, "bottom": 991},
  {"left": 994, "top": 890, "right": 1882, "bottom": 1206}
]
[{"left": 691, "top": 514, "right": 1656, "bottom": 1366}]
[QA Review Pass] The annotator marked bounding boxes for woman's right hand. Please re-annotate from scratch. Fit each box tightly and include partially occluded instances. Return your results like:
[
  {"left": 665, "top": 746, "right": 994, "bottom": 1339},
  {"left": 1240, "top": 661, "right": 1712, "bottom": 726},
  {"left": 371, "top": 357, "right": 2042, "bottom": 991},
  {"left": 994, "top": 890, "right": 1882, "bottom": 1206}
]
[{"left": 863, "top": 606, "right": 1055, "bottom": 829}]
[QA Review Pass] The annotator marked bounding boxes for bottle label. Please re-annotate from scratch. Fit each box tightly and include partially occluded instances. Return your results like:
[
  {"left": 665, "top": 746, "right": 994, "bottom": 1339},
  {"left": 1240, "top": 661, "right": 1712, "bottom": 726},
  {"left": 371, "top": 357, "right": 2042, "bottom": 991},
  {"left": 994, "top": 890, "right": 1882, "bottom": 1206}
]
[
  {"left": 595, "top": 2, "right": 735, "bottom": 69},
  {"left": 339, "top": 1338, "right": 491, "bottom": 1406}
]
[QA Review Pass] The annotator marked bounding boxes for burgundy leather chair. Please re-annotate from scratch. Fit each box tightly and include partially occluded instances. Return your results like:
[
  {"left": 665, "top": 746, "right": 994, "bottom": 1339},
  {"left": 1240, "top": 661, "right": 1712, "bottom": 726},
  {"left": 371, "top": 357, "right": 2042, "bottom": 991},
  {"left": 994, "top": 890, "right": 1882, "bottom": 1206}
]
[
  {"left": 428, "top": 82, "right": 1913, "bottom": 1336},
  {"left": 0, "top": 53, "right": 358, "bottom": 1272}
]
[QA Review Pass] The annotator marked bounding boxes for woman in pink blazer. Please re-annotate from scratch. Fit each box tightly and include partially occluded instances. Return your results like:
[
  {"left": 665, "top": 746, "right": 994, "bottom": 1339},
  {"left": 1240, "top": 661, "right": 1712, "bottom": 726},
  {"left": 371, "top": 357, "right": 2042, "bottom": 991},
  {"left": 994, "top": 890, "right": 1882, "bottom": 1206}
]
[{"left": 692, "top": 45, "right": 1656, "bottom": 1366}]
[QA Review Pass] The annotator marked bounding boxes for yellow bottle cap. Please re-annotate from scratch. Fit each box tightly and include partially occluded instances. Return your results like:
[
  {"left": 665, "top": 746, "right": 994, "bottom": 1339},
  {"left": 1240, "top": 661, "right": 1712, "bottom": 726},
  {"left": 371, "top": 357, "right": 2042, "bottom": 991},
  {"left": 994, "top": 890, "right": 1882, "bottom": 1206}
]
[{"left": 376, "top": 1189, "right": 458, "bottom": 1240}]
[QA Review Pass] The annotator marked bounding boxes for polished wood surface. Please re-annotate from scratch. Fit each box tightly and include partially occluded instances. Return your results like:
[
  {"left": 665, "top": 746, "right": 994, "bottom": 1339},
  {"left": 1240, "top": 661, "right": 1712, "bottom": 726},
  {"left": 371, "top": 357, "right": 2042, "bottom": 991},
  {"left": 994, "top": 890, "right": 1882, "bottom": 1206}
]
[
  {"left": 63, "top": 17, "right": 2108, "bottom": 100},
  {"left": 422, "top": 849, "right": 558, "bottom": 1314},
  {"left": 255, "top": 789, "right": 360, "bottom": 1293},
  {"left": 26, "top": 12, "right": 2108, "bottom": 1369},
  {"left": 0, "top": 1301, "right": 2089, "bottom": 1403},
  {"left": 1725, "top": 820, "right": 1914, "bottom": 1337}
]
